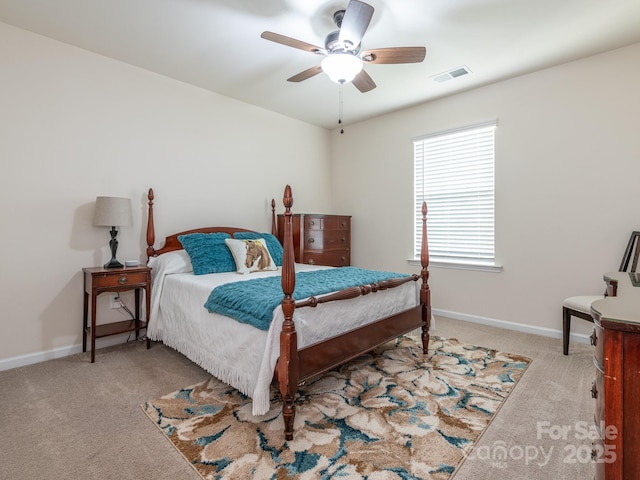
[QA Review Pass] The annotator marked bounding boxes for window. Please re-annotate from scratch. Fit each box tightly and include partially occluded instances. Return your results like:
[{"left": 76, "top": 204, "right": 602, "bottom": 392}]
[{"left": 414, "top": 120, "right": 496, "bottom": 268}]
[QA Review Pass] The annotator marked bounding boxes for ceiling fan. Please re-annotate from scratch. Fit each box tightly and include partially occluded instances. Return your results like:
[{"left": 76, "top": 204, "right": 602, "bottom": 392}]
[{"left": 261, "top": 0, "right": 426, "bottom": 93}]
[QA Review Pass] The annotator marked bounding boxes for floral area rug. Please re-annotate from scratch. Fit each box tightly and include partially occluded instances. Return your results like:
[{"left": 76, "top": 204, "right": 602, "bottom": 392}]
[{"left": 142, "top": 336, "right": 530, "bottom": 479}]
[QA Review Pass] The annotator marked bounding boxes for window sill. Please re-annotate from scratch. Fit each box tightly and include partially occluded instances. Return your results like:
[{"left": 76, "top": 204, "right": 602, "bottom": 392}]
[{"left": 408, "top": 258, "right": 503, "bottom": 273}]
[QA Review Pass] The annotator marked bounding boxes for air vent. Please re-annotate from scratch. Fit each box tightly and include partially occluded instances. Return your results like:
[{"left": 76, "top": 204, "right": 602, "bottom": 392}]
[{"left": 431, "top": 65, "right": 472, "bottom": 83}]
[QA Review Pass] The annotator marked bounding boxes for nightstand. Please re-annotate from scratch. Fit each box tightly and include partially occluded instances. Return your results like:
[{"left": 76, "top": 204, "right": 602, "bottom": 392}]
[{"left": 82, "top": 265, "right": 151, "bottom": 363}]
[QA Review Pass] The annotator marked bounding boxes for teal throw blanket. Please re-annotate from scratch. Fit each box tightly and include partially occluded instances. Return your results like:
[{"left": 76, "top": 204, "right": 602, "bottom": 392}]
[{"left": 204, "top": 267, "right": 408, "bottom": 331}]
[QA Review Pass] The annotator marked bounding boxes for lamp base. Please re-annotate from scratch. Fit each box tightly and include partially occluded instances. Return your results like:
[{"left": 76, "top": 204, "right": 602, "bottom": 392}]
[
  {"left": 104, "top": 226, "right": 124, "bottom": 268},
  {"left": 104, "top": 258, "right": 125, "bottom": 269}
]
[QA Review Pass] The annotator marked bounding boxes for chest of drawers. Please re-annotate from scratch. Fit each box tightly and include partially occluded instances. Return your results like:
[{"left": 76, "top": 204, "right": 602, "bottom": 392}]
[
  {"left": 277, "top": 213, "right": 351, "bottom": 267},
  {"left": 590, "top": 272, "right": 640, "bottom": 480}
]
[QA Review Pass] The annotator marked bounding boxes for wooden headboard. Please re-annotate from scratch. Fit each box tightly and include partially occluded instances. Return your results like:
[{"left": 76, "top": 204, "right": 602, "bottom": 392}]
[{"left": 145, "top": 188, "right": 279, "bottom": 258}]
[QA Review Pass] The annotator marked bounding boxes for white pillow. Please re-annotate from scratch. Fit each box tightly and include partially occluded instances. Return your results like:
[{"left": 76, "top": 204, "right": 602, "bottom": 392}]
[
  {"left": 224, "top": 238, "right": 278, "bottom": 274},
  {"left": 147, "top": 250, "right": 193, "bottom": 275}
]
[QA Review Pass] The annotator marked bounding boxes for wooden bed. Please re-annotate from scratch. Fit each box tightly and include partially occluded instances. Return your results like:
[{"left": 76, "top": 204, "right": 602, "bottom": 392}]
[{"left": 145, "top": 185, "right": 431, "bottom": 440}]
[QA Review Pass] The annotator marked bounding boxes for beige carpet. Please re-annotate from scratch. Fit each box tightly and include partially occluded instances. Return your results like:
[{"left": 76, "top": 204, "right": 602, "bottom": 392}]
[
  {"left": 142, "top": 336, "right": 530, "bottom": 479},
  {"left": 0, "top": 316, "right": 595, "bottom": 479}
]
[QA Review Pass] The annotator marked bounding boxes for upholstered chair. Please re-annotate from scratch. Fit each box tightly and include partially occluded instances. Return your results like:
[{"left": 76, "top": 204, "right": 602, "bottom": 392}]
[{"left": 562, "top": 231, "right": 640, "bottom": 355}]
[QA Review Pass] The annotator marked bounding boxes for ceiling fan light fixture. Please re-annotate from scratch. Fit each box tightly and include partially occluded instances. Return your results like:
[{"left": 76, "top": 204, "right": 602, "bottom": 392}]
[{"left": 321, "top": 53, "right": 363, "bottom": 84}]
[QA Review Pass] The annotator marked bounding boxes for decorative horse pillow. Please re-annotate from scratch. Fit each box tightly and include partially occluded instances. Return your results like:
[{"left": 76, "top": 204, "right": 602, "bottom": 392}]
[{"left": 225, "top": 238, "right": 278, "bottom": 274}]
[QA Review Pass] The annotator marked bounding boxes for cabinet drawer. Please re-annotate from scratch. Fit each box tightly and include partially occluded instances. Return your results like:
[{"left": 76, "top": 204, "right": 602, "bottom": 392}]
[
  {"left": 303, "top": 216, "right": 350, "bottom": 231},
  {"left": 592, "top": 361, "right": 605, "bottom": 429},
  {"left": 592, "top": 435, "right": 606, "bottom": 480},
  {"left": 319, "top": 216, "right": 350, "bottom": 230},
  {"left": 302, "top": 250, "right": 350, "bottom": 267},
  {"left": 303, "top": 216, "right": 323, "bottom": 230},
  {"left": 304, "top": 230, "right": 349, "bottom": 250},
  {"left": 93, "top": 272, "right": 148, "bottom": 288},
  {"left": 593, "top": 322, "right": 604, "bottom": 365}
]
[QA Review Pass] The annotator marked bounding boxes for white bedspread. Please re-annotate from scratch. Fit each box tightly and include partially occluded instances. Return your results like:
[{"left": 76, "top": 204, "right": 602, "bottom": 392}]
[{"left": 147, "top": 251, "right": 420, "bottom": 415}]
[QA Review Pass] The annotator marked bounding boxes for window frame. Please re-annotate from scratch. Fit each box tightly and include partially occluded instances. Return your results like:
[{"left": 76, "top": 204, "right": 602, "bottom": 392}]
[{"left": 412, "top": 120, "right": 501, "bottom": 272}]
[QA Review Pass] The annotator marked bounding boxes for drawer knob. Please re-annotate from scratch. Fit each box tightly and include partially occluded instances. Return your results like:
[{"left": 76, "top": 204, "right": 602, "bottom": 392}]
[
  {"left": 307, "top": 237, "right": 315, "bottom": 244},
  {"left": 341, "top": 222, "right": 346, "bottom": 227},
  {"left": 308, "top": 259, "right": 315, "bottom": 265},
  {"left": 590, "top": 329, "right": 598, "bottom": 346},
  {"left": 590, "top": 381, "right": 598, "bottom": 399},
  {"left": 341, "top": 256, "right": 346, "bottom": 262},
  {"left": 341, "top": 236, "right": 346, "bottom": 243},
  {"left": 118, "top": 276, "right": 128, "bottom": 285},
  {"left": 309, "top": 220, "right": 315, "bottom": 226}
]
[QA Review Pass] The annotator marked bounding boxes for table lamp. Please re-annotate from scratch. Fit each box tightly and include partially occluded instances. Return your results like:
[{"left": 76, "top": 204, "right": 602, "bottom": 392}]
[{"left": 93, "top": 196, "right": 133, "bottom": 268}]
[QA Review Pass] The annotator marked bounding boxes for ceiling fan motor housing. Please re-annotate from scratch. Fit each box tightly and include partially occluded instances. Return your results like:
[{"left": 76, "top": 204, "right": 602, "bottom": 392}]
[{"left": 325, "top": 30, "right": 360, "bottom": 54}]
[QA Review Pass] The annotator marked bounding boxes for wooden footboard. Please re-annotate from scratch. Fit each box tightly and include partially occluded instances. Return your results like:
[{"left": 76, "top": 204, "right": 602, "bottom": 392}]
[{"left": 275, "top": 184, "right": 430, "bottom": 440}]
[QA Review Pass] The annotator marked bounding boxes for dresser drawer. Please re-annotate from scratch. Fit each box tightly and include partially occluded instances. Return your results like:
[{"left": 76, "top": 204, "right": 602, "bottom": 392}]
[
  {"left": 302, "top": 250, "right": 350, "bottom": 267},
  {"left": 592, "top": 435, "right": 606, "bottom": 480},
  {"left": 92, "top": 271, "right": 149, "bottom": 288},
  {"left": 304, "top": 216, "right": 350, "bottom": 231},
  {"left": 592, "top": 321, "right": 604, "bottom": 365},
  {"left": 592, "top": 360, "right": 605, "bottom": 429},
  {"left": 303, "top": 216, "right": 322, "bottom": 230},
  {"left": 304, "top": 230, "right": 349, "bottom": 250}
]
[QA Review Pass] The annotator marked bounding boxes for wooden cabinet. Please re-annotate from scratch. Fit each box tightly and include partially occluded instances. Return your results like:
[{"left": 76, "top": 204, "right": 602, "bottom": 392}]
[
  {"left": 277, "top": 213, "right": 351, "bottom": 267},
  {"left": 590, "top": 272, "right": 640, "bottom": 480},
  {"left": 83, "top": 265, "right": 151, "bottom": 363}
]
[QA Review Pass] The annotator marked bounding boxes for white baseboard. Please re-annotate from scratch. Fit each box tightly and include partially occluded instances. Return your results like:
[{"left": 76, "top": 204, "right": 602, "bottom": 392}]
[
  {"left": 0, "top": 334, "right": 135, "bottom": 372},
  {"left": 432, "top": 308, "right": 591, "bottom": 346}
]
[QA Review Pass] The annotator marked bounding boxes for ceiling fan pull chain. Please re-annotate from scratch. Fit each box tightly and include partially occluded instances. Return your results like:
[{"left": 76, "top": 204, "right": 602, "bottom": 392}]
[{"left": 339, "top": 83, "right": 345, "bottom": 134}]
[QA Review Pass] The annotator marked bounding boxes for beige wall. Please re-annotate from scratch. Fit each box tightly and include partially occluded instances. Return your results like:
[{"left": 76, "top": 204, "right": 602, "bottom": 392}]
[
  {"left": 0, "top": 23, "right": 331, "bottom": 366},
  {"left": 3, "top": 19, "right": 639, "bottom": 368},
  {"left": 330, "top": 42, "right": 640, "bottom": 336}
]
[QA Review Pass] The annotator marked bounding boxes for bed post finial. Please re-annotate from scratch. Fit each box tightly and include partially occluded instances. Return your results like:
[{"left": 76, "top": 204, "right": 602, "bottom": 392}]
[
  {"left": 420, "top": 201, "right": 431, "bottom": 353},
  {"left": 283, "top": 184, "right": 293, "bottom": 210},
  {"left": 146, "top": 188, "right": 155, "bottom": 259},
  {"left": 271, "top": 198, "right": 277, "bottom": 237},
  {"left": 278, "top": 183, "right": 298, "bottom": 441}
]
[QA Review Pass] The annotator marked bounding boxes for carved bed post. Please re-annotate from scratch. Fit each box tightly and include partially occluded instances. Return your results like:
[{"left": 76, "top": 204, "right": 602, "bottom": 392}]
[
  {"left": 146, "top": 188, "right": 155, "bottom": 259},
  {"left": 271, "top": 198, "right": 277, "bottom": 237},
  {"left": 278, "top": 185, "right": 298, "bottom": 441},
  {"left": 420, "top": 201, "right": 431, "bottom": 353}
]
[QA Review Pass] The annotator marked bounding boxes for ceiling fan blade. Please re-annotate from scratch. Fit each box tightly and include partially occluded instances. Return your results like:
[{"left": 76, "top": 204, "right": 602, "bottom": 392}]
[
  {"left": 338, "top": 0, "right": 374, "bottom": 49},
  {"left": 361, "top": 47, "right": 426, "bottom": 64},
  {"left": 261, "top": 31, "right": 326, "bottom": 55},
  {"left": 352, "top": 69, "right": 376, "bottom": 93},
  {"left": 287, "top": 65, "right": 323, "bottom": 82}
]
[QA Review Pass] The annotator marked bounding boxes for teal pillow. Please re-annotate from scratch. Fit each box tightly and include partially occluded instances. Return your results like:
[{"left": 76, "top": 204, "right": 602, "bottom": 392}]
[
  {"left": 234, "top": 232, "right": 283, "bottom": 266},
  {"left": 178, "top": 233, "right": 235, "bottom": 274}
]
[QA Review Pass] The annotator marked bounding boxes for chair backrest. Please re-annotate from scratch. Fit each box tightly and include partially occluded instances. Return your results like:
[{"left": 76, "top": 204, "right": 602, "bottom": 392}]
[{"left": 619, "top": 231, "right": 640, "bottom": 272}]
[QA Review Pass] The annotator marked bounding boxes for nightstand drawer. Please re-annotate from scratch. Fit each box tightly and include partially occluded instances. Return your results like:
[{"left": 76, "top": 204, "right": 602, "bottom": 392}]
[{"left": 92, "top": 271, "right": 148, "bottom": 288}]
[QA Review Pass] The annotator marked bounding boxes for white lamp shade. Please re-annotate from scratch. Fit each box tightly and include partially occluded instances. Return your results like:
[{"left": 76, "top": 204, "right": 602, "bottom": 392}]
[
  {"left": 93, "top": 196, "right": 133, "bottom": 227},
  {"left": 321, "top": 53, "right": 363, "bottom": 84}
]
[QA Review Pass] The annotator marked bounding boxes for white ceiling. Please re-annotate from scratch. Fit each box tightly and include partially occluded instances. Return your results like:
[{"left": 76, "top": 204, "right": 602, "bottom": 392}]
[{"left": 2, "top": 0, "right": 640, "bottom": 129}]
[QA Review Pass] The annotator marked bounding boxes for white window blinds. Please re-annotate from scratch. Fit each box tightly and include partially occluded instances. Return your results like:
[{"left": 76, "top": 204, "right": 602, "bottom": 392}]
[{"left": 414, "top": 121, "right": 496, "bottom": 265}]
